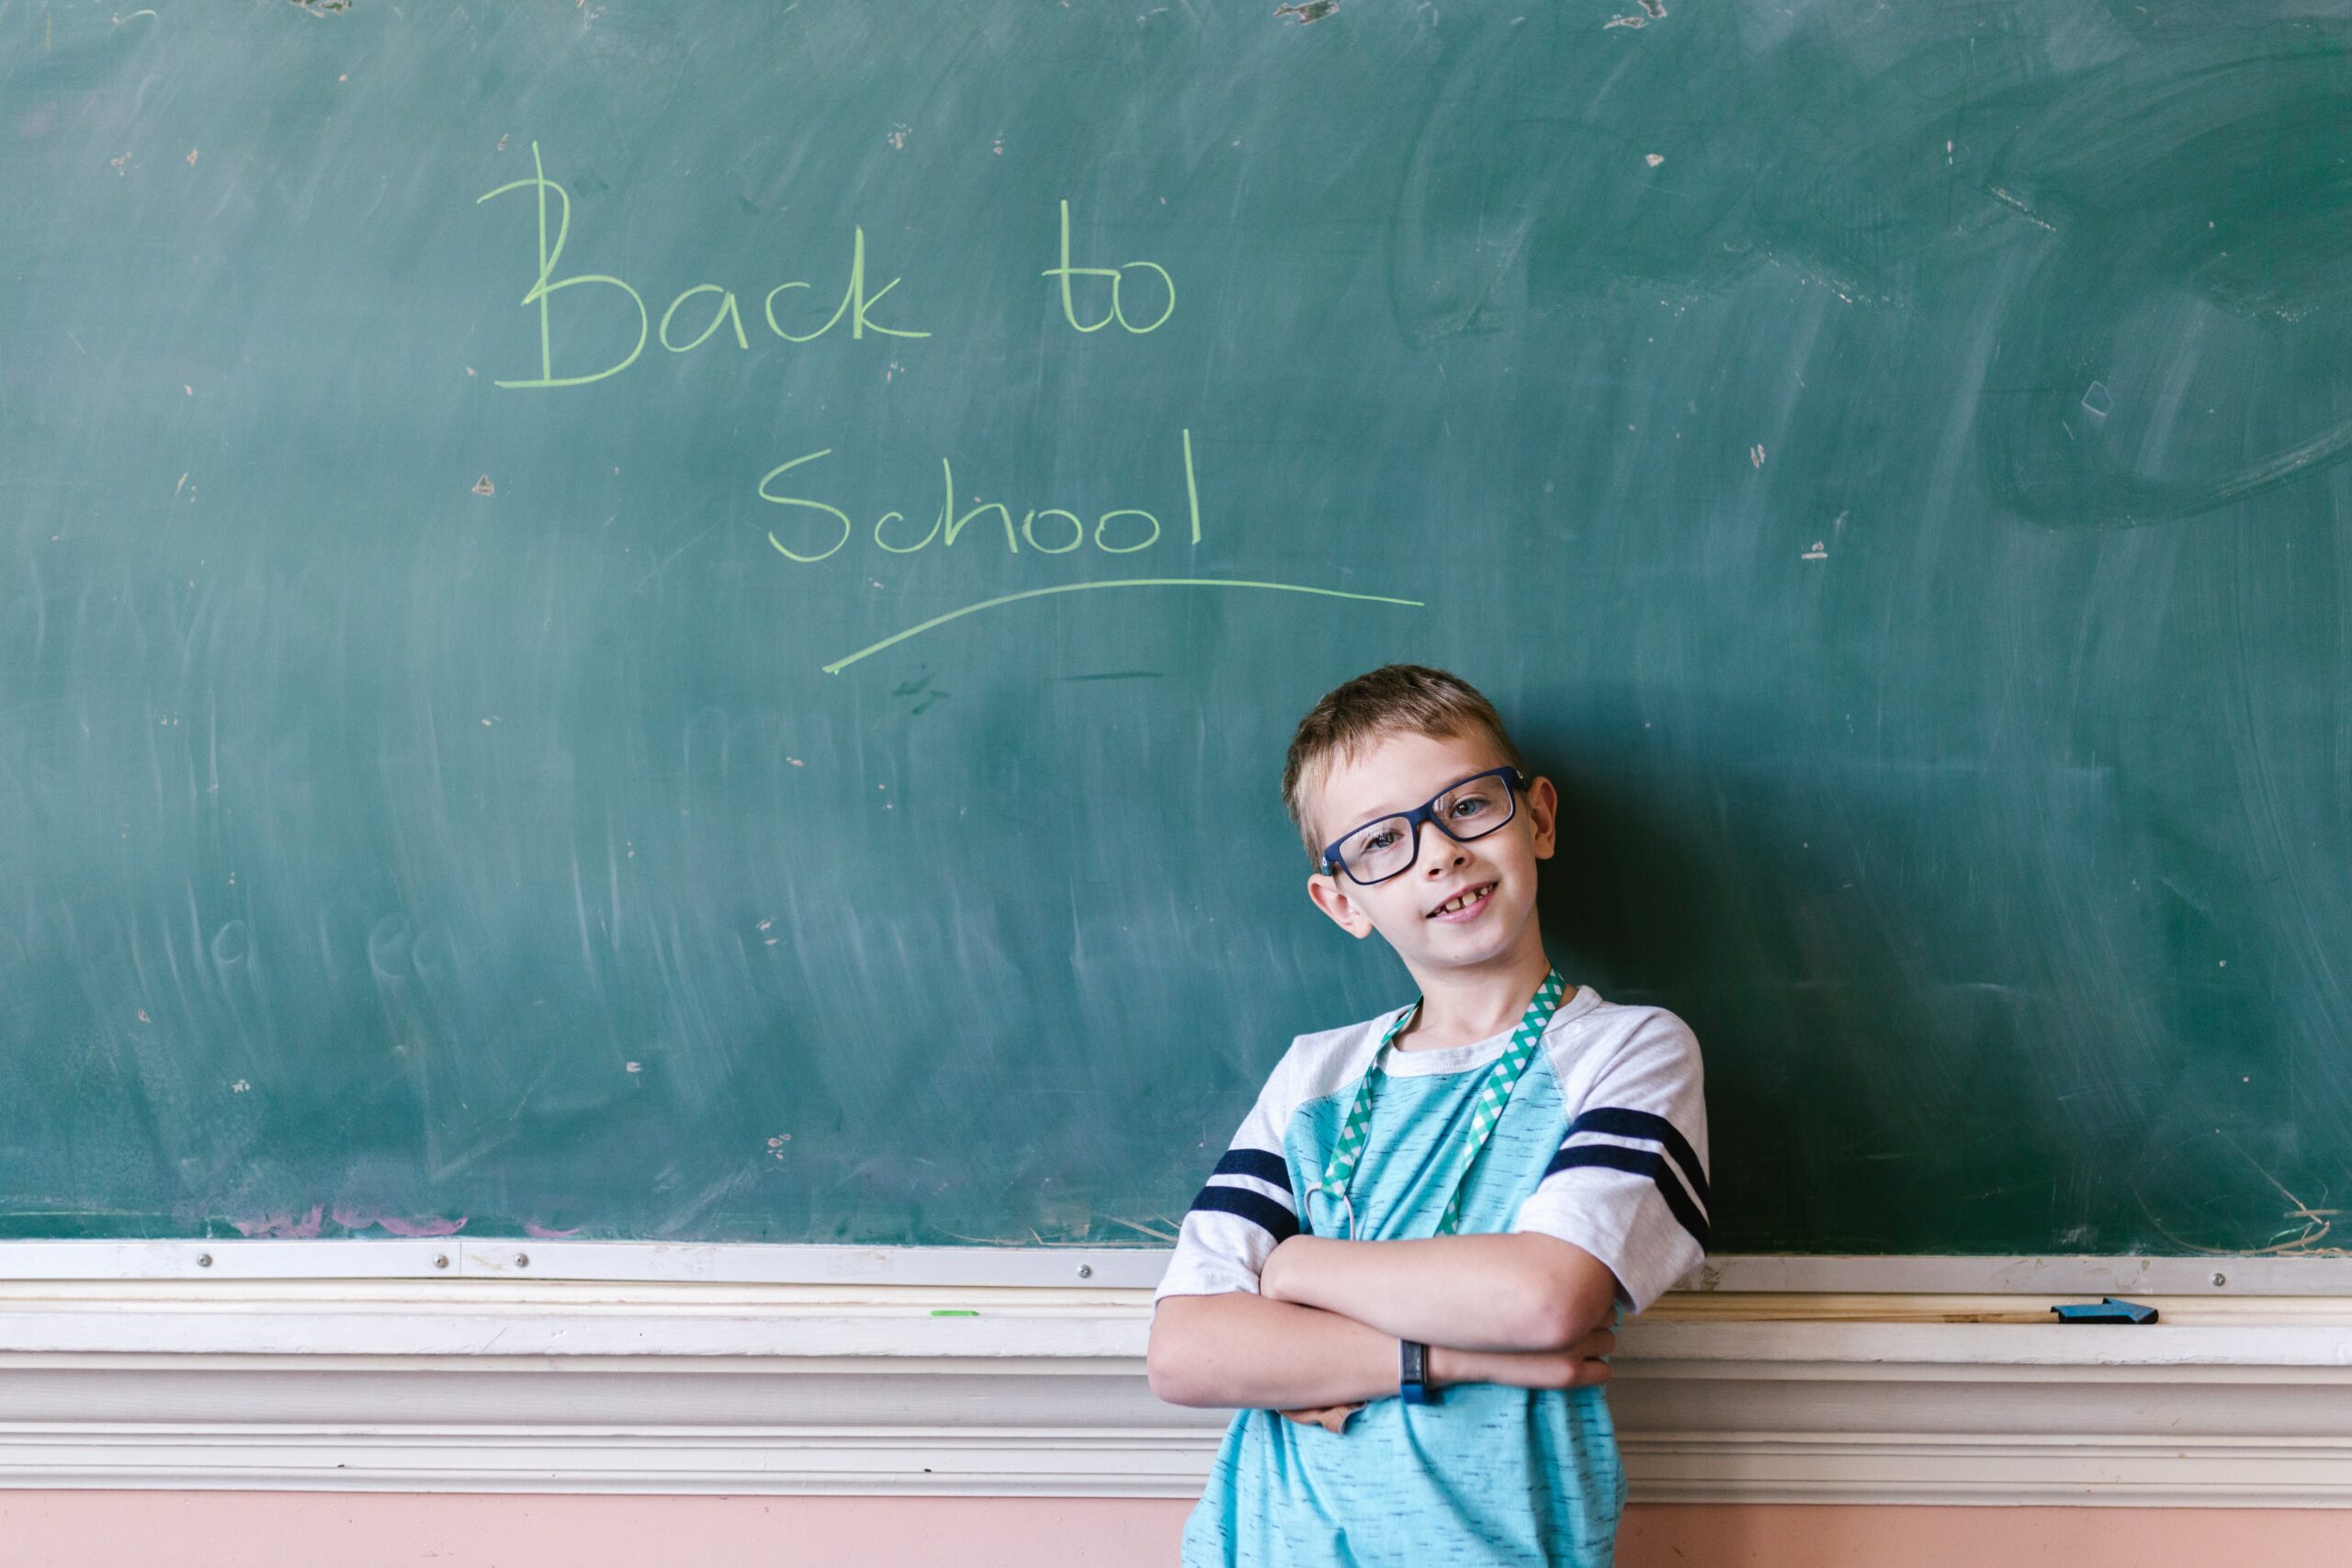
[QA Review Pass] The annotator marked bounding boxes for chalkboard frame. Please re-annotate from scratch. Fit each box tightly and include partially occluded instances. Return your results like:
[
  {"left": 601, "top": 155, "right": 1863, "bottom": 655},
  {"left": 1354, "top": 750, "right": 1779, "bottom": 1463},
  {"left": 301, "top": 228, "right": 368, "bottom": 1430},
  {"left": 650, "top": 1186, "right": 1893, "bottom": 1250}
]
[{"left": 1, "top": 1243, "right": 2347, "bottom": 1295}]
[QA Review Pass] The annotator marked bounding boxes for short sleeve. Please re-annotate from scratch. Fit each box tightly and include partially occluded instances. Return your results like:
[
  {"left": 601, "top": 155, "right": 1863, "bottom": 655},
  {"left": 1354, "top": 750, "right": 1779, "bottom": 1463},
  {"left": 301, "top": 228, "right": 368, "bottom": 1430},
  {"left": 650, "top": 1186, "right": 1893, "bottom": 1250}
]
[
  {"left": 1153, "top": 1058, "right": 1305, "bottom": 1303},
  {"left": 1510, "top": 1009, "right": 1710, "bottom": 1313}
]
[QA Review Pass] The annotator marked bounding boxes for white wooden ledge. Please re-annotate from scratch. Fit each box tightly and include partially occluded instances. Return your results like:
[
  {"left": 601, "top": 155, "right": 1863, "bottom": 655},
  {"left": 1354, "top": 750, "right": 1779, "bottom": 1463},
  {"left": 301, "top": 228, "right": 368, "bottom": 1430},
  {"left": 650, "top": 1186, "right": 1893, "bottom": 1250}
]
[{"left": 3, "top": 1278, "right": 2351, "bottom": 1504}]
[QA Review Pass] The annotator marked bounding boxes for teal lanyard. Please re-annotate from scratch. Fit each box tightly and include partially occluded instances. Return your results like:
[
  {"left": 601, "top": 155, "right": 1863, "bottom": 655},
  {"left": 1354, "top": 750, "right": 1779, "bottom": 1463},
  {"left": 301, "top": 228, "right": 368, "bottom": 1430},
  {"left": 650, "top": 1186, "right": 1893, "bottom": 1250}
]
[{"left": 1313, "top": 967, "right": 1567, "bottom": 1239}]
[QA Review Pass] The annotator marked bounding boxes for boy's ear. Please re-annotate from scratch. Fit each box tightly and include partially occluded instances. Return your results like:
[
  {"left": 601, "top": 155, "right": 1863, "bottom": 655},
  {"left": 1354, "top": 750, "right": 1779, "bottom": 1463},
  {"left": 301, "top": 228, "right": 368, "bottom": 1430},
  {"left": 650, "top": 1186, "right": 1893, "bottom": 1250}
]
[
  {"left": 1307, "top": 871, "right": 1377, "bottom": 939},
  {"left": 1526, "top": 773, "right": 1559, "bottom": 861}
]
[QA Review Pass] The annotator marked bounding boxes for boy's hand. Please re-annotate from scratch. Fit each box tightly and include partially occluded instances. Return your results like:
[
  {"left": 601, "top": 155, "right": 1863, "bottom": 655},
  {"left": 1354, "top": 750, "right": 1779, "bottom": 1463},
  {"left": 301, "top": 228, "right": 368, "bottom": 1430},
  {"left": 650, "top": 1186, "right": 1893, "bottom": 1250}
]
[
  {"left": 1268, "top": 1325, "right": 1616, "bottom": 1434},
  {"left": 1258, "top": 1235, "right": 1303, "bottom": 1303},
  {"left": 1253, "top": 1232, "right": 1618, "bottom": 1355},
  {"left": 1258, "top": 1241, "right": 1354, "bottom": 1435},
  {"left": 1433, "top": 1325, "right": 1617, "bottom": 1391},
  {"left": 1278, "top": 1402, "right": 1366, "bottom": 1434}
]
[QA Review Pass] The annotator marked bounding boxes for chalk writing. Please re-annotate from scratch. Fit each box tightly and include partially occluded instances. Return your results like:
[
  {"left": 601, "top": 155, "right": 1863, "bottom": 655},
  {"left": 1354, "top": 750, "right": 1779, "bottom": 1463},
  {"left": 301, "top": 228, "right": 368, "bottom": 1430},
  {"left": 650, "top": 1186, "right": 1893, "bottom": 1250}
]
[
  {"left": 478, "top": 142, "right": 926, "bottom": 387},
  {"left": 763, "top": 226, "right": 930, "bottom": 342},
  {"left": 476, "top": 141, "right": 648, "bottom": 388},
  {"left": 822, "top": 580, "right": 1424, "bottom": 675},
  {"left": 474, "top": 151, "right": 1417, "bottom": 674},
  {"left": 1045, "top": 199, "right": 1175, "bottom": 333},
  {"left": 660, "top": 284, "right": 749, "bottom": 353},
  {"left": 763, "top": 429, "right": 1202, "bottom": 563}
]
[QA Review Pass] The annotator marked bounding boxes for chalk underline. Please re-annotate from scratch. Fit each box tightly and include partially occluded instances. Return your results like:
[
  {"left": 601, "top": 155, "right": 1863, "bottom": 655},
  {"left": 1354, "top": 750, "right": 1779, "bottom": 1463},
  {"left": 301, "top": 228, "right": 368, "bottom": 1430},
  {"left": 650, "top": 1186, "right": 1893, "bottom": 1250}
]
[{"left": 820, "top": 578, "right": 1425, "bottom": 674}]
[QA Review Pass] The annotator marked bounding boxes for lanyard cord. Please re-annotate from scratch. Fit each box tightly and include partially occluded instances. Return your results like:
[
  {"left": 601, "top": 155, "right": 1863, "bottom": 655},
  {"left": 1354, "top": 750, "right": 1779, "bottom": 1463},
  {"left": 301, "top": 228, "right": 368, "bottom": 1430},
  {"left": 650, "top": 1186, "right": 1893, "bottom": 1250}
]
[{"left": 1314, "top": 967, "right": 1567, "bottom": 1238}]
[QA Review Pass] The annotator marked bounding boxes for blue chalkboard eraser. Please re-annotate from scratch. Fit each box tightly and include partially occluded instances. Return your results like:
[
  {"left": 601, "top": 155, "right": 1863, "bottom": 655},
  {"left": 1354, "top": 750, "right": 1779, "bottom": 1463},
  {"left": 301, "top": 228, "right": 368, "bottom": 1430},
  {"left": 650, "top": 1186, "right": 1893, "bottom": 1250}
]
[{"left": 2052, "top": 1296, "right": 2158, "bottom": 1325}]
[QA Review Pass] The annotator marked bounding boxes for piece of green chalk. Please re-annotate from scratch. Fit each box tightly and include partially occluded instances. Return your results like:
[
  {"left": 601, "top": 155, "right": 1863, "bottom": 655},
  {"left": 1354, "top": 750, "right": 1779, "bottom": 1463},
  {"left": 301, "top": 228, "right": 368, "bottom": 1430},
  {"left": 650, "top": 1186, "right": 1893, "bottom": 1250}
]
[{"left": 930, "top": 1308, "right": 979, "bottom": 1316}]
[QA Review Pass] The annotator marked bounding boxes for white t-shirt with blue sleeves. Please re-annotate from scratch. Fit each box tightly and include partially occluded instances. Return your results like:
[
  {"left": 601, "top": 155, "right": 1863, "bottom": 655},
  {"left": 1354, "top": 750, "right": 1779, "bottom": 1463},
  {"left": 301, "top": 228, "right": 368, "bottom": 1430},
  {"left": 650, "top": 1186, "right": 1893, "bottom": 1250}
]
[{"left": 1154, "top": 986, "right": 1710, "bottom": 1568}]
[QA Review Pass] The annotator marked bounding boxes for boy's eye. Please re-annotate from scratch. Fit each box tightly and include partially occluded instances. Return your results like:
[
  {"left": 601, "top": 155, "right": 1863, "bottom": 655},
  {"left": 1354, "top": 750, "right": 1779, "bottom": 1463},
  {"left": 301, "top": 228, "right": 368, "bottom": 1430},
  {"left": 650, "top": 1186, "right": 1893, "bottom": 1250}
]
[
  {"left": 1361, "top": 827, "right": 1403, "bottom": 852},
  {"left": 1447, "top": 794, "right": 1491, "bottom": 818}
]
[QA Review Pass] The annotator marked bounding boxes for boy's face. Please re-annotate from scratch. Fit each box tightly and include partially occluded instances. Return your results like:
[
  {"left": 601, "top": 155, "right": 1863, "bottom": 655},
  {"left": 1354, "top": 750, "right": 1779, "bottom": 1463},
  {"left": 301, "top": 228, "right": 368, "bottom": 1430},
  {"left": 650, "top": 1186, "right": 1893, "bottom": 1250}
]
[{"left": 1302, "top": 727, "right": 1557, "bottom": 983}]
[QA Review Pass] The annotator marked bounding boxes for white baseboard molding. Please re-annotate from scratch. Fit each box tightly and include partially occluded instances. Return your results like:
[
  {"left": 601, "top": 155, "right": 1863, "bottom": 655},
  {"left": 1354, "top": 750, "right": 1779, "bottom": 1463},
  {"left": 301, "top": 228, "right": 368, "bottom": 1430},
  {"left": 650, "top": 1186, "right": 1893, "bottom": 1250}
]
[{"left": 3, "top": 1280, "right": 2350, "bottom": 1505}]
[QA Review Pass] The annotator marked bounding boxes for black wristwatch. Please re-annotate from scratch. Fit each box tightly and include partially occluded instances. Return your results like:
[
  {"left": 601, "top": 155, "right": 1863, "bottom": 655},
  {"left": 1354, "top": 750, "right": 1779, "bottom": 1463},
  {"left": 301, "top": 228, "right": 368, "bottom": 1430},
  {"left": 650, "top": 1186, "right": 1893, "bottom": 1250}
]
[{"left": 1399, "top": 1337, "right": 1436, "bottom": 1404}]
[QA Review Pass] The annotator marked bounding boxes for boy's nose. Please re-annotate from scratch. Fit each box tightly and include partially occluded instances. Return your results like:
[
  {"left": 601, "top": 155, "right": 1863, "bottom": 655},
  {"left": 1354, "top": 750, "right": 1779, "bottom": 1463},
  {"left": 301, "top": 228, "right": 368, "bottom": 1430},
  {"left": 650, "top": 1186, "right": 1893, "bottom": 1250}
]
[{"left": 1418, "top": 831, "right": 1467, "bottom": 876}]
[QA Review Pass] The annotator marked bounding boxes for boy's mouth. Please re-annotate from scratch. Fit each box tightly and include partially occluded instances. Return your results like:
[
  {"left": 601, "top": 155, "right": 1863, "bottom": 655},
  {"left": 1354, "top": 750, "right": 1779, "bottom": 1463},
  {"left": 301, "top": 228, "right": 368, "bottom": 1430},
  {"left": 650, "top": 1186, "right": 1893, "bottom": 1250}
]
[{"left": 1426, "top": 881, "right": 1497, "bottom": 920}]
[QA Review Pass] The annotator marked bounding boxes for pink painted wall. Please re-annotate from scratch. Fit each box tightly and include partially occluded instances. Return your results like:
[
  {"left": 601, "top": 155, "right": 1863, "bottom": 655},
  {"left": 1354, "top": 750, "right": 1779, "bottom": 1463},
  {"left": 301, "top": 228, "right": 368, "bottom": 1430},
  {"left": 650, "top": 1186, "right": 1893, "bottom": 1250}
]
[{"left": 2, "top": 1495, "right": 2348, "bottom": 1566}]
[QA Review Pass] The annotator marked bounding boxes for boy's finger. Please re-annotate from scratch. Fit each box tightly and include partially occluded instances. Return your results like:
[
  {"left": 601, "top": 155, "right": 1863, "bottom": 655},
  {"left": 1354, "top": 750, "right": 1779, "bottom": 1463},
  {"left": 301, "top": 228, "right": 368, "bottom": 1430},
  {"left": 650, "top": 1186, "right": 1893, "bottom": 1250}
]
[{"left": 1277, "top": 1403, "right": 1367, "bottom": 1430}]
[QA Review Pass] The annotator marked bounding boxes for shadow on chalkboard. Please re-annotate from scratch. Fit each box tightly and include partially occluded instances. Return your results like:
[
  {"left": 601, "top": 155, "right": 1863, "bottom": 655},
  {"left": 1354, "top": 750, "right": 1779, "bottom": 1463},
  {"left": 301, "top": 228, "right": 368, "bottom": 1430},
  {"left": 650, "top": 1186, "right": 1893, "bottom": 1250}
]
[
  {"left": 1531, "top": 756, "right": 1969, "bottom": 1251},
  {"left": 1530, "top": 698, "right": 2332, "bottom": 1258},
  {"left": 1526, "top": 728, "right": 2190, "bottom": 1256},
  {"left": 1533, "top": 763, "right": 1792, "bottom": 1055}
]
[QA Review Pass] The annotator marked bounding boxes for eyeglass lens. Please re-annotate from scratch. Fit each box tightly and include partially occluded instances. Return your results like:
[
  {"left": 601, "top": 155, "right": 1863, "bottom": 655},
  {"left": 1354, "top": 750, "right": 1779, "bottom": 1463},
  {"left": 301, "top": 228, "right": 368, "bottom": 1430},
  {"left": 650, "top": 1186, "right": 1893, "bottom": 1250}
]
[{"left": 1336, "top": 774, "right": 1517, "bottom": 884}]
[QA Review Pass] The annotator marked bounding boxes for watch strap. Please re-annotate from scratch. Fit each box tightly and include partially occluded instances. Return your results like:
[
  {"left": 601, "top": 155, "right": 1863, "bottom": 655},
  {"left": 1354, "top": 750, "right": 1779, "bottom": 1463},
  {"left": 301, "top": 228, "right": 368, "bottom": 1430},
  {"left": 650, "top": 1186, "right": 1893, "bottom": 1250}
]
[{"left": 1398, "top": 1337, "right": 1434, "bottom": 1404}]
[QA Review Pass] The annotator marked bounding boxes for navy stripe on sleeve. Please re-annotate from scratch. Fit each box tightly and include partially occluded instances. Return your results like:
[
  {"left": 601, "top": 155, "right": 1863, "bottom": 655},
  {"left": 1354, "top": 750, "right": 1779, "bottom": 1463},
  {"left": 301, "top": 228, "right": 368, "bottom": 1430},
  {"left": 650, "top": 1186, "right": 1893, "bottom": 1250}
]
[
  {"left": 1563, "top": 1108, "right": 1711, "bottom": 1210},
  {"left": 1210, "top": 1146, "right": 1295, "bottom": 1193},
  {"left": 1541, "top": 1144, "right": 1711, "bottom": 1251},
  {"left": 1188, "top": 1182, "right": 1302, "bottom": 1244}
]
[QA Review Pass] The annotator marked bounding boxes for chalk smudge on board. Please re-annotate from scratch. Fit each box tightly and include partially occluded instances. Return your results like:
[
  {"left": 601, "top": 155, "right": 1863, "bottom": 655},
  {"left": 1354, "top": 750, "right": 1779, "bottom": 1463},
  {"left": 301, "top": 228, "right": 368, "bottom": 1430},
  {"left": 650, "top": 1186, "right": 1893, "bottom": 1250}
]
[
  {"left": 1986, "top": 186, "right": 2056, "bottom": 232},
  {"left": 2222, "top": 1134, "right": 2339, "bottom": 1255},
  {"left": 232, "top": 1205, "right": 324, "bottom": 1239},
  {"left": 330, "top": 1208, "right": 469, "bottom": 1237}
]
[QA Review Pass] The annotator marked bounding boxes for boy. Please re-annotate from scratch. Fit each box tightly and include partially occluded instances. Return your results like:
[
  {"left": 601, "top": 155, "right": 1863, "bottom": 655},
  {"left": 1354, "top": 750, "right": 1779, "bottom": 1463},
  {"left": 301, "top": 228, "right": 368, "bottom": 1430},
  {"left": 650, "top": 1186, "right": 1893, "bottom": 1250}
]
[{"left": 1147, "top": 665, "right": 1710, "bottom": 1566}]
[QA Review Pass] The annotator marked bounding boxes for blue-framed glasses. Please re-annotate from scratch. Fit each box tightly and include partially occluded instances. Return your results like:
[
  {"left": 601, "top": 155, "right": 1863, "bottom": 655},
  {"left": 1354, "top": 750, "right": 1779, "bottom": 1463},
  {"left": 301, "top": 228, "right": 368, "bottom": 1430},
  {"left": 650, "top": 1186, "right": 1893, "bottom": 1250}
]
[{"left": 1317, "top": 766, "right": 1529, "bottom": 886}]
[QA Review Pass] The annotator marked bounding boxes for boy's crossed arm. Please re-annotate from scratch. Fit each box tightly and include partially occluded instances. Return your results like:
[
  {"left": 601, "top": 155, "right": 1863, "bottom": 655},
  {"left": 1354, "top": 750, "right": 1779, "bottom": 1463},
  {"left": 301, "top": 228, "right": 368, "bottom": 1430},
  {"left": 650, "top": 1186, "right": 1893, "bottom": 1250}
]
[
  {"left": 1147, "top": 1231, "right": 1619, "bottom": 1416},
  {"left": 1260, "top": 1231, "right": 1619, "bottom": 1349}
]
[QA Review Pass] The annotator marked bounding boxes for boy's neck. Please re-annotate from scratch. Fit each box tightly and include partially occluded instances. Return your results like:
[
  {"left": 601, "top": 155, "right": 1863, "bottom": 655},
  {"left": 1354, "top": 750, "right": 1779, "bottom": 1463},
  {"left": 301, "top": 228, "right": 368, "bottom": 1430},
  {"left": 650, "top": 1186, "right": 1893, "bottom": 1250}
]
[{"left": 1394, "top": 943, "right": 1559, "bottom": 1053}]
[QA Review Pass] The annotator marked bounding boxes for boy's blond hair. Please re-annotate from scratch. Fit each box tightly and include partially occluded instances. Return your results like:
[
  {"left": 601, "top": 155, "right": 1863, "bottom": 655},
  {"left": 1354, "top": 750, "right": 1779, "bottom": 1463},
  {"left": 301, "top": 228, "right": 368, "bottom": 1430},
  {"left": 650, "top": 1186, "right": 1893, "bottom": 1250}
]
[{"left": 1282, "top": 665, "right": 1527, "bottom": 859}]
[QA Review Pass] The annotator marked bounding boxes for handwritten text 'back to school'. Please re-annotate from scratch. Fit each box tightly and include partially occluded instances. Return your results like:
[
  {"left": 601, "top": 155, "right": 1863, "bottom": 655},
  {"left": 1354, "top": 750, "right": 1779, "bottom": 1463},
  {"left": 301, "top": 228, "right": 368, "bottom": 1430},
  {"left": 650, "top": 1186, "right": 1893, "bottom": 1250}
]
[{"left": 477, "top": 143, "right": 1196, "bottom": 565}]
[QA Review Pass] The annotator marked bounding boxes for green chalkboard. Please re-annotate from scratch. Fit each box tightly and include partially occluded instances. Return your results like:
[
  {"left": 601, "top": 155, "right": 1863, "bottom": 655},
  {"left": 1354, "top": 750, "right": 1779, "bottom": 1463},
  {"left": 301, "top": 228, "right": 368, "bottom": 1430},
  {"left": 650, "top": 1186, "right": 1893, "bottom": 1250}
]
[{"left": 5, "top": 0, "right": 2350, "bottom": 1258}]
